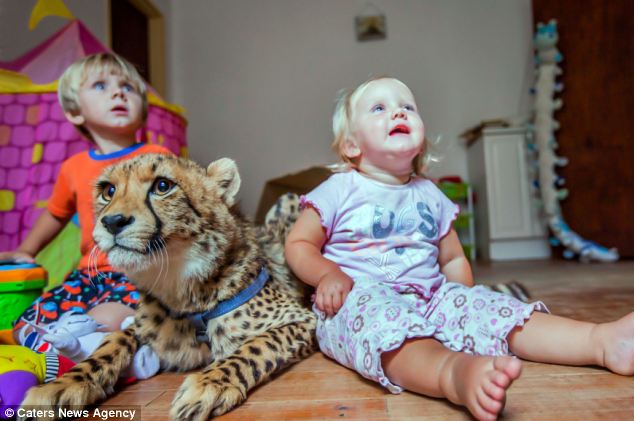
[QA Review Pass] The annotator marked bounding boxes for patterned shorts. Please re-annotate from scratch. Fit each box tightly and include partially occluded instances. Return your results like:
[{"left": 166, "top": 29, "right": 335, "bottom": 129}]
[
  {"left": 13, "top": 270, "right": 140, "bottom": 335},
  {"left": 315, "top": 279, "right": 548, "bottom": 393}
]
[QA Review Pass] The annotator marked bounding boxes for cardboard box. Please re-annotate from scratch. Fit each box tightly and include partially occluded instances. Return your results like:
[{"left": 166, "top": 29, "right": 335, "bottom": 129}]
[{"left": 255, "top": 166, "right": 332, "bottom": 224}]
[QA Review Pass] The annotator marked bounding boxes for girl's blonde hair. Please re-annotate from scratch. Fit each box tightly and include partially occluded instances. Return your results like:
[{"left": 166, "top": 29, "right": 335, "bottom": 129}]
[
  {"left": 58, "top": 52, "right": 148, "bottom": 140},
  {"left": 330, "top": 76, "right": 433, "bottom": 176}
]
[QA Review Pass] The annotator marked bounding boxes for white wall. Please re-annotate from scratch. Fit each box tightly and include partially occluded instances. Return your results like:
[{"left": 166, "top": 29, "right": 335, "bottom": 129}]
[
  {"left": 1, "top": 0, "right": 535, "bottom": 218},
  {"left": 170, "top": 0, "right": 535, "bottom": 217}
]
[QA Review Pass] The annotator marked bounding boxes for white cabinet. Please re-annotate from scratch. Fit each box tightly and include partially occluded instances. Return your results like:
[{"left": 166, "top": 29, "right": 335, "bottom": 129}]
[{"left": 467, "top": 127, "right": 550, "bottom": 261}]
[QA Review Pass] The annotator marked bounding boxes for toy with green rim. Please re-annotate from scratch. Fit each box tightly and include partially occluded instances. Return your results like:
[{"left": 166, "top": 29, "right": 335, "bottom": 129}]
[{"left": 0, "top": 262, "right": 47, "bottom": 344}]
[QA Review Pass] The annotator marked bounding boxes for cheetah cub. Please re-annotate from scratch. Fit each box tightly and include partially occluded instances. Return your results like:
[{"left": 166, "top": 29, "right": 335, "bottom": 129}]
[{"left": 21, "top": 154, "right": 316, "bottom": 421}]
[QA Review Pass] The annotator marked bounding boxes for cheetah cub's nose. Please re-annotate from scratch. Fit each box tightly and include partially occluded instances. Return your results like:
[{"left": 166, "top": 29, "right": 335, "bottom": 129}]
[{"left": 101, "top": 214, "right": 135, "bottom": 235}]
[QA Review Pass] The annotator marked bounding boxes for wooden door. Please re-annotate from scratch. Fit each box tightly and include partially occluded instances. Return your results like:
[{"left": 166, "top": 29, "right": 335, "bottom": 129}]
[
  {"left": 110, "top": 0, "right": 150, "bottom": 81},
  {"left": 532, "top": 0, "right": 634, "bottom": 257},
  {"left": 109, "top": 0, "right": 165, "bottom": 95}
]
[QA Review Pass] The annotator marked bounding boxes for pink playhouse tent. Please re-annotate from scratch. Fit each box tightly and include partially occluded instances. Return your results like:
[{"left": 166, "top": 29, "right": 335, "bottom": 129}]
[{"left": 0, "top": 20, "right": 188, "bottom": 252}]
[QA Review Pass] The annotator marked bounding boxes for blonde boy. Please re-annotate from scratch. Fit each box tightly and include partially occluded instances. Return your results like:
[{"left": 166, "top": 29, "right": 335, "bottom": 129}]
[{"left": 0, "top": 53, "right": 169, "bottom": 374}]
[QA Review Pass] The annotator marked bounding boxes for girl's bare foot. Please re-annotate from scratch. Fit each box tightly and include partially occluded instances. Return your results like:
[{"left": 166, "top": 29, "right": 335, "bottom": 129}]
[
  {"left": 441, "top": 354, "right": 522, "bottom": 421},
  {"left": 593, "top": 312, "right": 634, "bottom": 375}
]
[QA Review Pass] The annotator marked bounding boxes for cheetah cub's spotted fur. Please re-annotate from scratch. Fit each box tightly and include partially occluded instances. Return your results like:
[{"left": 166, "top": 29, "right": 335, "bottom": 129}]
[{"left": 21, "top": 154, "right": 316, "bottom": 420}]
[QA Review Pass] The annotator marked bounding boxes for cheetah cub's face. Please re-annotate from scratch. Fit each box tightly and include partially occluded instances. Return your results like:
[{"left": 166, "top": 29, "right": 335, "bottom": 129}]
[{"left": 92, "top": 154, "right": 241, "bottom": 291}]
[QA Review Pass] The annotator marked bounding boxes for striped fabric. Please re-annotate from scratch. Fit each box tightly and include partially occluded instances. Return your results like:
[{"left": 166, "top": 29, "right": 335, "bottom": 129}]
[
  {"left": 488, "top": 281, "right": 531, "bottom": 302},
  {"left": 44, "top": 352, "right": 59, "bottom": 383}
]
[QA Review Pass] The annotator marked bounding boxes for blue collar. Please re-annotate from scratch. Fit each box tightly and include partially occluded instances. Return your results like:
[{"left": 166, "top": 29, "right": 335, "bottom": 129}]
[{"left": 181, "top": 267, "right": 269, "bottom": 343}]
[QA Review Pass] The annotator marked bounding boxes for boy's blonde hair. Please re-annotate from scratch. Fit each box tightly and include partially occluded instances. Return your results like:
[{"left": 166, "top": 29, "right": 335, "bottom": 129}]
[
  {"left": 331, "top": 76, "right": 431, "bottom": 176},
  {"left": 58, "top": 52, "right": 148, "bottom": 140}
]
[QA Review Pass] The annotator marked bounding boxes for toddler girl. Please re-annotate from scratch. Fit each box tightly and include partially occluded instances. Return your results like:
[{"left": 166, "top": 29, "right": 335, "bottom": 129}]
[{"left": 285, "top": 76, "right": 634, "bottom": 420}]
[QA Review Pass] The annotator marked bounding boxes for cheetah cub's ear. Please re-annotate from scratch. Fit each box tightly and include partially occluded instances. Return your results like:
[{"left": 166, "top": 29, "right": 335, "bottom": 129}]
[{"left": 206, "top": 158, "right": 241, "bottom": 206}]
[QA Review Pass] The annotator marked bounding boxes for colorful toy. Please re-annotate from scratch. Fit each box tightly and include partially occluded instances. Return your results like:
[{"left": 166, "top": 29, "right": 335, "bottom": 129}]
[
  {"left": 16, "top": 312, "right": 160, "bottom": 381},
  {"left": 534, "top": 19, "right": 563, "bottom": 65},
  {"left": 0, "top": 262, "right": 46, "bottom": 344},
  {"left": 0, "top": 345, "right": 74, "bottom": 418},
  {"left": 529, "top": 20, "right": 618, "bottom": 262},
  {"left": 19, "top": 312, "right": 102, "bottom": 362},
  {"left": 0, "top": 5, "right": 188, "bottom": 254}
]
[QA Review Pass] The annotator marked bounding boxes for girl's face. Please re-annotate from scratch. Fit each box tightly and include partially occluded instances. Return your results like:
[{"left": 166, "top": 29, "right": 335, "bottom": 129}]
[{"left": 345, "top": 78, "right": 425, "bottom": 176}]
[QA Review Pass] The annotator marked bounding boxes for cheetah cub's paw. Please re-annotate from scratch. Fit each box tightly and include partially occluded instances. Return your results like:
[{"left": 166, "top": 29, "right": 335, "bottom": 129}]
[
  {"left": 170, "top": 371, "right": 245, "bottom": 421},
  {"left": 20, "top": 378, "right": 106, "bottom": 420}
]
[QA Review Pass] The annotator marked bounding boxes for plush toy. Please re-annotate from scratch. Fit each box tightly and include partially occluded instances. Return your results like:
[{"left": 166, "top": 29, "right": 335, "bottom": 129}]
[
  {"left": 19, "top": 313, "right": 160, "bottom": 378},
  {"left": 530, "top": 20, "right": 618, "bottom": 262},
  {"left": 18, "top": 311, "right": 105, "bottom": 362},
  {"left": 534, "top": 19, "right": 563, "bottom": 65},
  {"left": 0, "top": 345, "right": 75, "bottom": 418}
]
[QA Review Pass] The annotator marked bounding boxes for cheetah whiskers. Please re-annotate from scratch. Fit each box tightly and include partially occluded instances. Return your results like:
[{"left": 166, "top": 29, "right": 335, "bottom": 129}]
[
  {"left": 160, "top": 237, "right": 170, "bottom": 287},
  {"left": 148, "top": 239, "right": 161, "bottom": 280},
  {"left": 145, "top": 239, "right": 162, "bottom": 297},
  {"left": 86, "top": 245, "right": 100, "bottom": 287},
  {"left": 159, "top": 237, "right": 170, "bottom": 291},
  {"left": 94, "top": 247, "right": 108, "bottom": 279},
  {"left": 146, "top": 236, "right": 169, "bottom": 297},
  {"left": 87, "top": 245, "right": 96, "bottom": 277},
  {"left": 154, "top": 237, "right": 168, "bottom": 291}
]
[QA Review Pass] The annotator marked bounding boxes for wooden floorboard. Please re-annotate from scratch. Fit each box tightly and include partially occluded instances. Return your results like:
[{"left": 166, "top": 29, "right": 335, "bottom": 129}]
[{"left": 91, "top": 259, "right": 634, "bottom": 420}]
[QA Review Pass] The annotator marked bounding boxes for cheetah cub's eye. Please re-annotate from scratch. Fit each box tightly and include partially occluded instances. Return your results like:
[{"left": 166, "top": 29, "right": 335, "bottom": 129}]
[
  {"left": 152, "top": 178, "right": 175, "bottom": 195},
  {"left": 101, "top": 183, "right": 116, "bottom": 201}
]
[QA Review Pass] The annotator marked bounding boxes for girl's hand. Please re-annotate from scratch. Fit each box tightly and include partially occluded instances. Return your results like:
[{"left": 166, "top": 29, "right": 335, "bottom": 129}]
[
  {"left": 0, "top": 250, "right": 35, "bottom": 264},
  {"left": 315, "top": 272, "right": 354, "bottom": 316}
]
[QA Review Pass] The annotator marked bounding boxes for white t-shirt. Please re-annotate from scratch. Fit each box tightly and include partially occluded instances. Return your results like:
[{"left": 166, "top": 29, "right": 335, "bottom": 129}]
[{"left": 301, "top": 170, "right": 459, "bottom": 299}]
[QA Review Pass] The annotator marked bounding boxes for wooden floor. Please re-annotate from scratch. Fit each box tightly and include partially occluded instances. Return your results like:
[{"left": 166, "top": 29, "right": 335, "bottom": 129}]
[{"left": 96, "top": 259, "right": 634, "bottom": 420}]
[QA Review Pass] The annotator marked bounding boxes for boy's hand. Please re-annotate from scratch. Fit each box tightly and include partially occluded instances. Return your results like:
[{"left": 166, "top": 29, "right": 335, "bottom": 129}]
[
  {"left": 315, "top": 272, "right": 354, "bottom": 316},
  {"left": 0, "top": 250, "right": 35, "bottom": 264}
]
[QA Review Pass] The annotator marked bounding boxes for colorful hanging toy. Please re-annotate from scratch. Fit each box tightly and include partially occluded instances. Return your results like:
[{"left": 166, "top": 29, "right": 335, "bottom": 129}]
[{"left": 529, "top": 19, "right": 618, "bottom": 262}]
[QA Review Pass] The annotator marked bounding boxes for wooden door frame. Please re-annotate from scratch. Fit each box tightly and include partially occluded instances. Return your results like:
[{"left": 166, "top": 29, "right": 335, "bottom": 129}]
[{"left": 106, "top": 0, "right": 166, "bottom": 96}]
